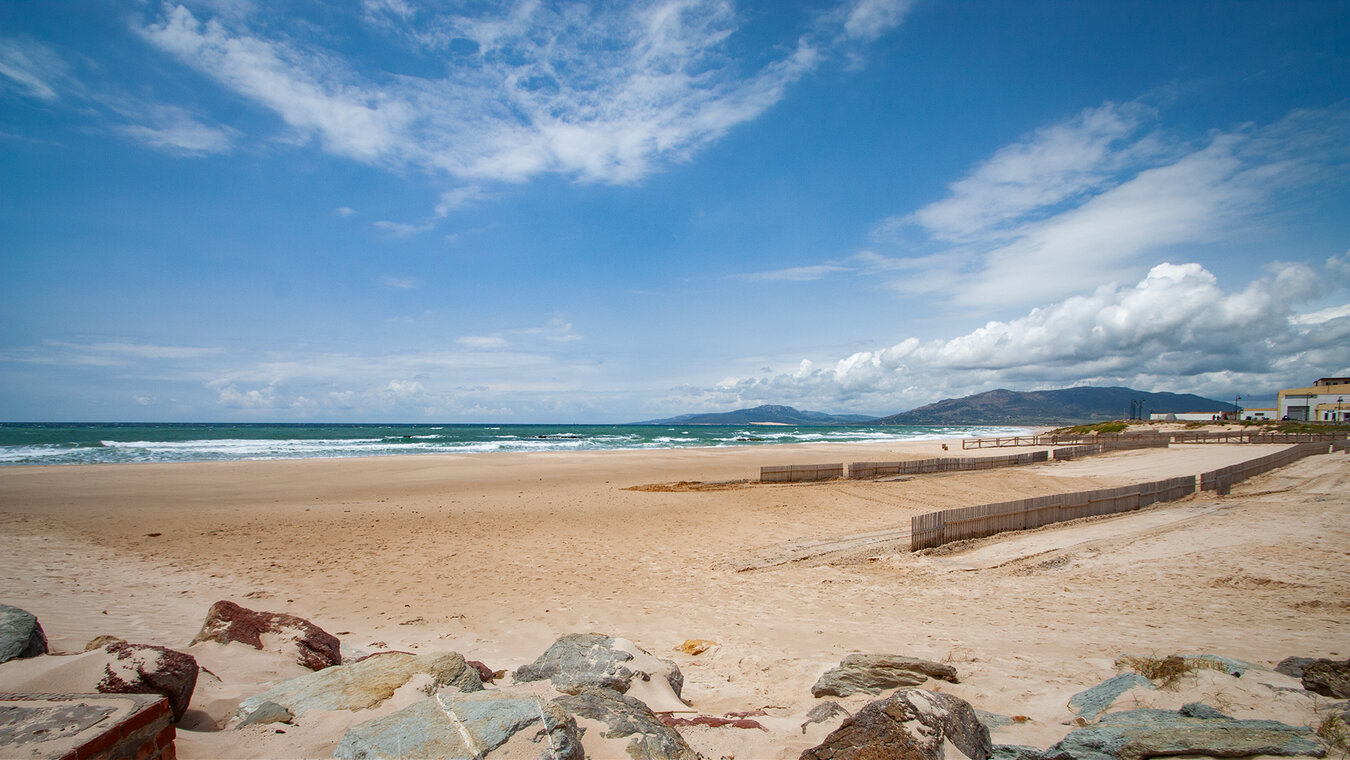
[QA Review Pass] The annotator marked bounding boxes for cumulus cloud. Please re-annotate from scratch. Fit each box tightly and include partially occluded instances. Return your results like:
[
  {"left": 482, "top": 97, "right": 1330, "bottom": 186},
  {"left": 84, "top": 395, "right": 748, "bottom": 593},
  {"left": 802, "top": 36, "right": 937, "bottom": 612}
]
[
  {"left": 134, "top": 1, "right": 896, "bottom": 188},
  {"left": 839, "top": 104, "right": 1350, "bottom": 309},
  {"left": 710, "top": 257, "right": 1350, "bottom": 412}
]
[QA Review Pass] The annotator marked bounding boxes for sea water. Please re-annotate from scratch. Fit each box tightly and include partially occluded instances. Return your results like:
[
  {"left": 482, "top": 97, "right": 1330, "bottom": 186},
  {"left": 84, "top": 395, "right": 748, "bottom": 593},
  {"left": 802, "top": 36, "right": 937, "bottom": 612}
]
[{"left": 0, "top": 422, "right": 1033, "bottom": 466}]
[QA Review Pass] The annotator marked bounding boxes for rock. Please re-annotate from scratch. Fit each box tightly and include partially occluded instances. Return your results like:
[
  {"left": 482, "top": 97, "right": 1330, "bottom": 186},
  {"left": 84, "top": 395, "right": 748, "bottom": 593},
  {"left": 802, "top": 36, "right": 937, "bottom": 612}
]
[
  {"left": 800, "top": 688, "right": 992, "bottom": 760},
  {"left": 467, "top": 660, "right": 496, "bottom": 684},
  {"left": 1276, "top": 656, "right": 1317, "bottom": 679},
  {"left": 97, "top": 642, "right": 199, "bottom": 722},
  {"left": 554, "top": 686, "right": 698, "bottom": 760},
  {"left": 1114, "top": 652, "right": 1253, "bottom": 679},
  {"left": 977, "top": 710, "right": 1014, "bottom": 730},
  {"left": 1067, "top": 673, "right": 1156, "bottom": 720},
  {"left": 676, "top": 639, "right": 718, "bottom": 656},
  {"left": 235, "top": 651, "right": 482, "bottom": 721},
  {"left": 0, "top": 604, "right": 48, "bottom": 663},
  {"left": 333, "top": 689, "right": 583, "bottom": 760},
  {"left": 191, "top": 600, "right": 341, "bottom": 671},
  {"left": 237, "top": 700, "right": 293, "bottom": 727},
  {"left": 991, "top": 746, "right": 1043, "bottom": 760},
  {"left": 1178, "top": 702, "right": 1228, "bottom": 720},
  {"left": 515, "top": 633, "right": 685, "bottom": 706},
  {"left": 801, "top": 701, "right": 851, "bottom": 734},
  {"left": 1304, "top": 658, "right": 1350, "bottom": 698},
  {"left": 658, "top": 714, "right": 767, "bottom": 731},
  {"left": 1040, "top": 707, "right": 1325, "bottom": 760},
  {"left": 84, "top": 635, "right": 127, "bottom": 651},
  {"left": 811, "top": 654, "right": 959, "bottom": 698}
]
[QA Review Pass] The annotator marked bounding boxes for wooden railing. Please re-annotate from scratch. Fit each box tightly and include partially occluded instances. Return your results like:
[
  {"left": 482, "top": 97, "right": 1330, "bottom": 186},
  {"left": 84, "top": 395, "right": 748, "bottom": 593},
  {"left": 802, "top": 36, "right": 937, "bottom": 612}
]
[{"left": 964, "top": 430, "right": 1347, "bottom": 449}]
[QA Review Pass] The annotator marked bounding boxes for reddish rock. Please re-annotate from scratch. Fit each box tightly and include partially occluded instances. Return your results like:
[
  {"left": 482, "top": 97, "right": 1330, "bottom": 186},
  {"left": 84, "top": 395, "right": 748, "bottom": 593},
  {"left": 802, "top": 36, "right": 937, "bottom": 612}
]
[
  {"left": 658, "top": 714, "right": 768, "bottom": 731},
  {"left": 467, "top": 660, "right": 495, "bottom": 683},
  {"left": 190, "top": 600, "right": 340, "bottom": 671},
  {"left": 97, "top": 642, "right": 200, "bottom": 722}
]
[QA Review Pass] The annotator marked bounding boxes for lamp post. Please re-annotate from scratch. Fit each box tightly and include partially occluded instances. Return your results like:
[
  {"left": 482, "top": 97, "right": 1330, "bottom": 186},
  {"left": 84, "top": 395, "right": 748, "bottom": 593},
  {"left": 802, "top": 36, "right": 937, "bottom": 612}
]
[
  {"left": 1234, "top": 394, "right": 1241, "bottom": 421},
  {"left": 1339, "top": 396, "right": 1344, "bottom": 423}
]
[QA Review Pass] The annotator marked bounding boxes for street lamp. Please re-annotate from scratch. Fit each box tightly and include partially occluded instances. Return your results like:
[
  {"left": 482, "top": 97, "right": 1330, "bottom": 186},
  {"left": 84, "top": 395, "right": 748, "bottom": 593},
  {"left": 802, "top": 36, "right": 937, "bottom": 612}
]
[{"left": 1234, "top": 394, "right": 1242, "bottom": 421}]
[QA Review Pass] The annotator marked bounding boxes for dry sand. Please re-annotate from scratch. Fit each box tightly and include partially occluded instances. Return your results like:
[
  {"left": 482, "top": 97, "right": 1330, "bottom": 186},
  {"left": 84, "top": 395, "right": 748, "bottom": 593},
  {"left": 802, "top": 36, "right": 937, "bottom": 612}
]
[{"left": 1, "top": 438, "right": 1347, "bottom": 758}]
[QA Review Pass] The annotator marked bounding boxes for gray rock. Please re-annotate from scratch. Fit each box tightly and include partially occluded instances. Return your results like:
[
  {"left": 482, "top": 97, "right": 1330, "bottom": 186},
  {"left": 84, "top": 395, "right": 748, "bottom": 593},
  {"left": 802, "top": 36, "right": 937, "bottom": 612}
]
[
  {"left": 0, "top": 604, "right": 48, "bottom": 663},
  {"left": 1114, "top": 652, "right": 1253, "bottom": 678},
  {"left": 1178, "top": 702, "right": 1228, "bottom": 720},
  {"left": 990, "top": 745, "right": 1043, "bottom": 760},
  {"left": 554, "top": 686, "right": 697, "bottom": 760},
  {"left": 800, "top": 688, "right": 992, "bottom": 760},
  {"left": 802, "top": 701, "right": 851, "bottom": 734},
  {"left": 1040, "top": 707, "right": 1325, "bottom": 760},
  {"left": 515, "top": 634, "right": 683, "bottom": 699},
  {"left": 1304, "top": 659, "right": 1350, "bottom": 698},
  {"left": 238, "top": 700, "right": 293, "bottom": 727},
  {"left": 811, "top": 654, "right": 959, "bottom": 698},
  {"left": 1276, "top": 656, "right": 1317, "bottom": 679},
  {"left": 976, "top": 710, "right": 1014, "bottom": 730},
  {"left": 236, "top": 651, "right": 482, "bottom": 721},
  {"left": 1067, "top": 673, "right": 1156, "bottom": 720},
  {"left": 332, "top": 690, "right": 583, "bottom": 760}
]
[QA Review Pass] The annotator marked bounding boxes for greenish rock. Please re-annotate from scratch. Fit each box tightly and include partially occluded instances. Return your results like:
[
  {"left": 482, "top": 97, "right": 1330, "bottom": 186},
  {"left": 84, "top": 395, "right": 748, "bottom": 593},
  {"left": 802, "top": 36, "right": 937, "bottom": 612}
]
[
  {"left": 238, "top": 700, "right": 293, "bottom": 727},
  {"left": 235, "top": 651, "right": 481, "bottom": 721},
  {"left": 1114, "top": 653, "right": 1255, "bottom": 678},
  {"left": 0, "top": 604, "right": 48, "bottom": 663},
  {"left": 1276, "top": 656, "right": 1316, "bottom": 679},
  {"left": 810, "top": 654, "right": 959, "bottom": 698},
  {"left": 1178, "top": 702, "right": 1227, "bottom": 720},
  {"left": 1040, "top": 707, "right": 1325, "bottom": 760},
  {"left": 554, "top": 686, "right": 697, "bottom": 760},
  {"left": 990, "top": 745, "right": 1042, "bottom": 760},
  {"left": 332, "top": 690, "right": 583, "bottom": 760},
  {"left": 1067, "top": 674, "right": 1155, "bottom": 720},
  {"left": 976, "top": 710, "right": 1014, "bottom": 730},
  {"left": 515, "top": 633, "right": 683, "bottom": 698}
]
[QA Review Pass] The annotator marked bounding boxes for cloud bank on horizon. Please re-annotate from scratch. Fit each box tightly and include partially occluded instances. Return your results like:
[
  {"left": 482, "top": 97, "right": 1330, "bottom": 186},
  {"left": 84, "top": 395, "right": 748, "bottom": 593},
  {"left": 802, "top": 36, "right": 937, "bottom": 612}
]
[{"left": 0, "top": 1, "right": 1347, "bottom": 421}]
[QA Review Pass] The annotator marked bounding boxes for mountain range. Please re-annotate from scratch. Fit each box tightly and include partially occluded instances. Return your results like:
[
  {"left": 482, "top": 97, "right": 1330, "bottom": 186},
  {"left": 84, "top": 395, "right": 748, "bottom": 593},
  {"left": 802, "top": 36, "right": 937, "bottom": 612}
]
[{"left": 635, "top": 387, "right": 1237, "bottom": 426}]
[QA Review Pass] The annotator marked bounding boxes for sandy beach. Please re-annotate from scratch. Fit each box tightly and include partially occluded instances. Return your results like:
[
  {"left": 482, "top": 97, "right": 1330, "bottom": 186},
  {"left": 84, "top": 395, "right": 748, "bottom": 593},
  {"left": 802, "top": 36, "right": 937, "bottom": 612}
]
[{"left": 2, "top": 436, "right": 1347, "bottom": 758}]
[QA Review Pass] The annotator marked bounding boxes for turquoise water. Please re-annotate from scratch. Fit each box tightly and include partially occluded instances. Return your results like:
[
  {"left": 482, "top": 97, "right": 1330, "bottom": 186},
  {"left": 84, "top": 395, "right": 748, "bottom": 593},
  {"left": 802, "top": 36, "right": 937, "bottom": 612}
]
[{"left": 0, "top": 422, "right": 1032, "bottom": 465}]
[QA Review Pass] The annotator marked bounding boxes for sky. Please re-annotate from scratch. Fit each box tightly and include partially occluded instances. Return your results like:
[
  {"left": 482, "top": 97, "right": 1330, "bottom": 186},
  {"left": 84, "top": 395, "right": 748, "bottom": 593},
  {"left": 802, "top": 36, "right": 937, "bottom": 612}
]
[{"left": 2, "top": 0, "right": 1348, "bottom": 423}]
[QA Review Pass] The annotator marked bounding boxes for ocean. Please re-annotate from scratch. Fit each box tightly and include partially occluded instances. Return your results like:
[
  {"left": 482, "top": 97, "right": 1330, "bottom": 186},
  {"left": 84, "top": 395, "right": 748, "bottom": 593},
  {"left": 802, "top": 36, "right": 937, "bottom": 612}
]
[{"left": 0, "top": 422, "right": 1033, "bottom": 466}]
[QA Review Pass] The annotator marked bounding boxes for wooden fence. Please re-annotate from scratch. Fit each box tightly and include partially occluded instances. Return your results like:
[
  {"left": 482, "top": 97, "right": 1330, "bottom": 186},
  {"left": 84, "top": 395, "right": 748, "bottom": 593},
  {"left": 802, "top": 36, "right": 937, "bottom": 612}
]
[
  {"left": 759, "top": 463, "right": 844, "bottom": 483},
  {"left": 848, "top": 451, "right": 1048, "bottom": 479},
  {"left": 911, "top": 475, "right": 1197, "bottom": 550},
  {"left": 1198, "top": 442, "right": 1330, "bottom": 495},
  {"left": 964, "top": 430, "right": 1347, "bottom": 449},
  {"left": 1051, "top": 438, "right": 1170, "bottom": 460}
]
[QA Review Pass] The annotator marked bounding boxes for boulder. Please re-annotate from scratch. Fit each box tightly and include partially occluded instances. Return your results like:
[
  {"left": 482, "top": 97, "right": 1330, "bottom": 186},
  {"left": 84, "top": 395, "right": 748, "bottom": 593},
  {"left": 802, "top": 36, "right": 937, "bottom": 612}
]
[
  {"left": 0, "top": 604, "right": 48, "bottom": 663},
  {"left": 235, "top": 651, "right": 481, "bottom": 721},
  {"left": 1067, "top": 673, "right": 1156, "bottom": 720},
  {"left": 97, "top": 642, "right": 200, "bottom": 722},
  {"left": 554, "top": 686, "right": 698, "bottom": 760},
  {"left": 237, "top": 700, "right": 293, "bottom": 727},
  {"left": 1276, "top": 656, "right": 1316, "bottom": 679},
  {"left": 1303, "top": 658, "right": 1350, "bottom": 698},
  {"left": 333, "top": 689, "right": 583, "bottom": 760},
  {"left": 85, "top": 635, "right": 127, "bottom": 651},
  {"left": 800, "top": 688, "right": 991, "bottom": 760},
  {"left": 1040, "top": 706, "right": 1325, "bottom": 760},
  {"left": 191, "top": 600, "right": 341, "bottom": 671},
  {"left": 990, "top": 746, "right": 1043, "bottom": 760},
  {"left": 811, "top": 654, "right": 959, "bottom": 698},
  {"left": 515, "top": 634, "right": 685, "bottom": 708}
]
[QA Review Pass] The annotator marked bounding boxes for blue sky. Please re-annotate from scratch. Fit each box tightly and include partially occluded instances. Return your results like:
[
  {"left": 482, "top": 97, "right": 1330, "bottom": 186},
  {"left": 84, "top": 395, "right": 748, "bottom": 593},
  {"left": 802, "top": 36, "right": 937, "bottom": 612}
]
[{"left": 2, "top": 0, "right": 1348, "bottom": 422}]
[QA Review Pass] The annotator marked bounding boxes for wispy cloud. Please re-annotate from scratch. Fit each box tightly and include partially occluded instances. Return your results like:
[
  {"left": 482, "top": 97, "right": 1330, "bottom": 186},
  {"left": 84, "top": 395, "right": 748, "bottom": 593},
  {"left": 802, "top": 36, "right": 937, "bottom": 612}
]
[
  {"left": 373, "top": 220, "right": 435, "bottom": 237},
  {"left": 379, "top": 274, "right": 418, "bottom": 289},
  {"left": 134, "top": 1, "right": 899, "bottom": 190},
  {"left": 736, "top": 263, "right": 851, "bottom": 282},
  {"left": 0, "top": 36, "right": 65, "bottom": 101}
]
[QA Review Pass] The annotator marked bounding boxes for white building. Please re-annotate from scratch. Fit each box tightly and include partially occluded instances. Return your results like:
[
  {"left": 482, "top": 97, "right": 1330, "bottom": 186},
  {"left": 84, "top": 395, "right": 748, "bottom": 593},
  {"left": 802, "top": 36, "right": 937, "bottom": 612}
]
[
  {"left": 1149, "top": 411, "right": 1229, "bottom": 421},
  {"left": 1277, "top": 378, "right": 1350, "bottom": 421}
]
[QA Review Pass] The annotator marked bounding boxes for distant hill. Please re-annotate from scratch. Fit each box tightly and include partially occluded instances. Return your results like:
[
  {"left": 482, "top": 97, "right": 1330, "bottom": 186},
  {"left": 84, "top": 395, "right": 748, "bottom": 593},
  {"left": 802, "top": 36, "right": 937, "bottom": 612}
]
[
  {"left": 634, "top": 404, "right": 875, "bottom": 426},
  {"left": 877, "top": 386, "right": 1237, "bottom": 425}
]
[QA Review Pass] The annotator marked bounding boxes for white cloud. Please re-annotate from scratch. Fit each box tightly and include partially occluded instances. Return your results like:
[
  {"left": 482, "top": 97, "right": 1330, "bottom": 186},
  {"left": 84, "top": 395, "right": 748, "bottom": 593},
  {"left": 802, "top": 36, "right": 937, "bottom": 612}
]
[
  {"left": 737, "top": 264, "right": 850, "bottom": 282},
  {"left": 852, "top": 104, "right": 1350, "bottom": 308},
  {"left": 711, "top": 258, "right": 1350, "bottom": 412},
  {"left": 134, "top": 1, "right": 892, "bottom": 187},
  {"left": 335, "top": 206, "right": 357, "bottom": 216},
  {"left": 380, "top": 274, "right": 418, "bottom": 289},
  {"left": 113, "top": 105, "right": 236, "bottom": 154},
  {"left": 373, "top": 220, "right": 435, "bottom": 236},
  {"left": 0, "top": 37, "right": 65, "bottom": 101}
]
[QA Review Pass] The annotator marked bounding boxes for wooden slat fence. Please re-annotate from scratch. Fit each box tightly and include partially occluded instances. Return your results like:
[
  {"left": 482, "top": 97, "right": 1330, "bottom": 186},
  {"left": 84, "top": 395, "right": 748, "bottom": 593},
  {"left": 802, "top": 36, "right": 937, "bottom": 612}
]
[
  {"left": 965, "top": 430, "right": 1348, "bottom": 449},
  {"left": 910, "top": 476, "right": 1197, "bottom": 550},
  {"left": 1051, "top": 438, "right": 1170, "bottom": 460},
  {"left": 1199, "top": 442, "right": 1329, "bottom": 495},
  {"left": 759, "top": 463, "right": 844, "bottom": 483},
  {"left": 848, "top": 451, "right": 1048, "bottom": 479}
]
